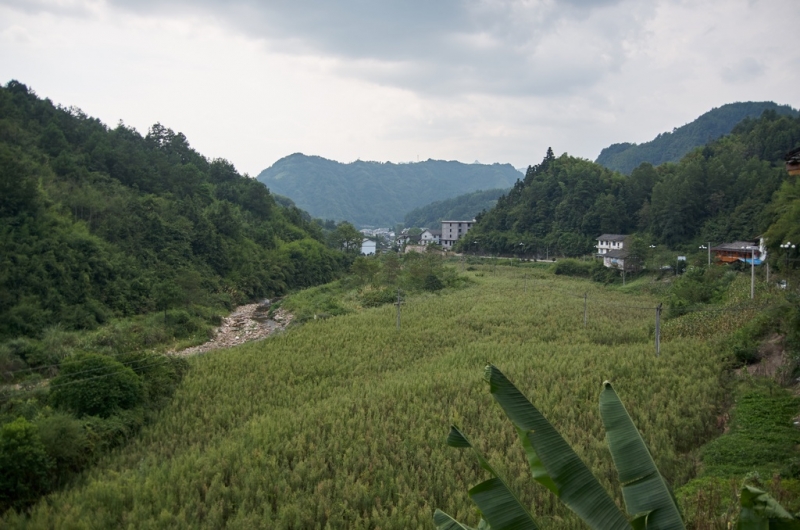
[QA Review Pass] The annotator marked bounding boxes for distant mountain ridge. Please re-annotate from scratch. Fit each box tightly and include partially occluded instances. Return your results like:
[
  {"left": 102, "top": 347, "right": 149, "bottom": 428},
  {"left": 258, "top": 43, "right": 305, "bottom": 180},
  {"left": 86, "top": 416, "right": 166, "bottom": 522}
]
[
  {"left": 596, "top": 101, "right": 799, "bottom": 174},
  {"left": 256, "top": 154, "right": 521, "bottom": 227}
]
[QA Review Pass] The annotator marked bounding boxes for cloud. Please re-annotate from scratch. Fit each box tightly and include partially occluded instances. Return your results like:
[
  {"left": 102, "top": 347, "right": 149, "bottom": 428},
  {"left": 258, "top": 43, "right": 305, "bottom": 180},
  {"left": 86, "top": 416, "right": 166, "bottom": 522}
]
[
  {"left": 721, "top": 57, "right": 765, "bottom": 84},
  {"left": 94, "top": 0, "right": 653, "bottom": 97}
]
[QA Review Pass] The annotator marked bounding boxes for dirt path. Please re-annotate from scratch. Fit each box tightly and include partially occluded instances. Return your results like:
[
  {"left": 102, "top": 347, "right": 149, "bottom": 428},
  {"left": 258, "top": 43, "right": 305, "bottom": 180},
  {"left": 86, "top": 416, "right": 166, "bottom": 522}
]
[{"left": 172, "top": 301, "right": 293, "bottom": 357}]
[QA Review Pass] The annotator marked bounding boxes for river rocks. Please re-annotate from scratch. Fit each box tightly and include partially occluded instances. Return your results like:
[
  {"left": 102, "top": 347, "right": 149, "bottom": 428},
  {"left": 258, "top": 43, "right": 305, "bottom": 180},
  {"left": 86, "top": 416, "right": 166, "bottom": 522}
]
[{"left": 173, "top": 304, "right": 293, "bottom": 356}]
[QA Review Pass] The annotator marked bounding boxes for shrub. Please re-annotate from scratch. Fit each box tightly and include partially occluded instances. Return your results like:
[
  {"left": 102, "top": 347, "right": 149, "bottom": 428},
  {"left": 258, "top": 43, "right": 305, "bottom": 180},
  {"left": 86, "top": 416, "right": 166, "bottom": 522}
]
[
  {"left": 0, "top": 417, "right": 54, "bottom": 512},
  {"left": 552, "top": 258, "right": 593, "bottom": 277},
  {"left": 35, "top": 413, "right": 90, "bottom": 478},
  {"left": 359, "top": 287, "right": 397, "bottom": 308},
  {"left": 116, "top": 352, "right": 188, "bottom": 409},
  {"left": 423, "top": 273, "right": 444, "bottom": 292},
  {"left": 49, "top": 353, "right": 144, "bottom": 418}
]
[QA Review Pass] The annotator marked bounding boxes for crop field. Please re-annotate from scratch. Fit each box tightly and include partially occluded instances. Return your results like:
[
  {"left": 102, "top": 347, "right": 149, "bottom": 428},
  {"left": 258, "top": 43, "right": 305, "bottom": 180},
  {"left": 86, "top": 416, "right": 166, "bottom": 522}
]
[{"left": 4, "top": 267, "right": 730, "bottom": 529}]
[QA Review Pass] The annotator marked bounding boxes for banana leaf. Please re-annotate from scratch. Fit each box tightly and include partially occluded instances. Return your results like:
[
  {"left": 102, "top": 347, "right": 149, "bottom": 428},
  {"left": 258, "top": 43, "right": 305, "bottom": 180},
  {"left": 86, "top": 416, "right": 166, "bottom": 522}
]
[
  {"left": 484, "top": 364, "right": 631, "bottom": 530},
  {"left": 446, "top": 426, "right": 539, "bottom": 530},
  {"left": 599, "top": 381, "right": 685, "bottom": 529},
  {"left": 433, "top": 509, "right": 479, "bottom": 530},
  {"left": 736, "top": 485, "right": 800, "bottom": 530}
]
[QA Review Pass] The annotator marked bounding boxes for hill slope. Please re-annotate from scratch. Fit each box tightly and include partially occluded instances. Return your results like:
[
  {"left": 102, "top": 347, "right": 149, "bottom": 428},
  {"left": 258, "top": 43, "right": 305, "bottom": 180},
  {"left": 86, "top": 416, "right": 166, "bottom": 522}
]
[
  {"left": 403, "top": 188, "right": 508, "bottom": 229},
  {"left": 256, "top": 154, "right": 521, "bottom": 227},
  {"left": 596, "top": 102, "right": 798, "bottom": 174},
  {"left": 465, "top": 110, "right": 800, "bottom": 256},
  {"left": 0, "top": 81, "right": 345, "bottom": 341}
]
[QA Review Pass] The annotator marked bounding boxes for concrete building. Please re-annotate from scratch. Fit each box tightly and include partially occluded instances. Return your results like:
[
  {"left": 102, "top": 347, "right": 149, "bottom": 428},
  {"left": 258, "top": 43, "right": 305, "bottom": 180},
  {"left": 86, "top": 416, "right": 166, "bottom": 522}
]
[{"left": 441, "top": 220, "right": 475, "bottom": 249}]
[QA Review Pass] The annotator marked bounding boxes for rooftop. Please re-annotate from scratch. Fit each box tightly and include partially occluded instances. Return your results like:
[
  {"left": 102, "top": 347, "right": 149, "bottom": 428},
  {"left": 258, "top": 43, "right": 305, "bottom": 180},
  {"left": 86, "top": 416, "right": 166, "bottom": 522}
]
[{"left": 596, "top": 234, "right": 628, "bottom": 241}]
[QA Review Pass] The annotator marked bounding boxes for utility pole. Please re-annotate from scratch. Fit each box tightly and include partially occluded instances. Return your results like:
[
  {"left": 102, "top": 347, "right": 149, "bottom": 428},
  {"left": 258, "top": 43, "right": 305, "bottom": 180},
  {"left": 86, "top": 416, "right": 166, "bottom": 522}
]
[
  {"left": 395, "top": 288, "right": 404, "bottom": 330},
  {"left": 751, "top": 247, "right": 755, "bottom": 299},
  {"left": 655, "top": 303, "right": 662, "bottom": 357},
  {"left": 583, "top": 293, "right": 588, "bottom": 328}
]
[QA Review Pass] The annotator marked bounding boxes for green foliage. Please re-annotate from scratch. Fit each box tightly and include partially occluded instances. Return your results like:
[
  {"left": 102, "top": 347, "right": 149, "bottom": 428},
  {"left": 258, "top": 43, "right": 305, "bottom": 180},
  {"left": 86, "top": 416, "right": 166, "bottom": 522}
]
[
  {"left": 596, "top": 102, "right": 799, "bottom": 174},
  {"left": 49, "top": 353, "right": 144, "bottom": 418},
  {"left": 0, "top": 80, "right": 345, "bottom": 343},
  {"left": 466, "top": 110, "right": 800, "bottom": 257},
  {"left": 256, "top": 154, "right": 521, "bottom": 227},
  {"left": 3, "top": 269, "right": 737, "bottom": 528},
  {"left": 667, "top": 266, "right": 737, "bottom": 318},
  {"left": 701, "top": 382, "right": 800, "bottom": 478},
  {"left": 0, "top": 417, "right": 54, "bottom": 512},
  {"left": 404, "top": 188, "right": 509, "bottom": 229},
  {"left": 35, "top": 413, "right": 90, "bottom": 479},
  {"left": 438, "top": 366, "right": 684, "bottom": 529},
  {"left": 358, "top": 286, "right": 398, "bottom": 307},
  {"left": 552, "top": 258, "right": 595, "bottom": 278}
]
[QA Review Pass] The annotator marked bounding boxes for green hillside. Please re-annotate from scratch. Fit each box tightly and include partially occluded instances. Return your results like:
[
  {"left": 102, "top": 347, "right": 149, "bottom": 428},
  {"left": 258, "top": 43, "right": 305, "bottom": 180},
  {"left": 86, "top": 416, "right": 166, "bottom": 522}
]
[
  {"left": 256, "top": 154, "right": 521, "bottom": 227},
  {"left": 464, "top": 110, "right": 800, "bottom": 257},
  {"left": 0, "top": 81, "right": 346, "bottom": 342},
  {"left": 2, "top": 267, "right": 742, "bottom": 528},
  {"left": 596, "top": 102, "right": 798, "bottom": 174},
  {"left": 403, "top": 188, "right": 509, "bottom": 229}
]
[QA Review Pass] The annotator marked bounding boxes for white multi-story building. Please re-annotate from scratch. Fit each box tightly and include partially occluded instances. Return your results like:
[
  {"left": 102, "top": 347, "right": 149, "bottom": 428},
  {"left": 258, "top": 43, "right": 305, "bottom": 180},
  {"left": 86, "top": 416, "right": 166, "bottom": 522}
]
[
  {"left": 596, "top": 234, "right": 629, "bottom": 269},
  {"left": 596, "top": 234, "right": 628, "bottom": 255}
]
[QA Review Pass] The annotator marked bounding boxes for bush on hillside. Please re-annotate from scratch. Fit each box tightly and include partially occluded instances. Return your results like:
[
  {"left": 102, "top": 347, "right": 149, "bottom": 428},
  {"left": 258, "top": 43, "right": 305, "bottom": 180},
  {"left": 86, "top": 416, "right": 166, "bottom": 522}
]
[{"left": 49, "top": 353, "right": 143, "bottom": 418}]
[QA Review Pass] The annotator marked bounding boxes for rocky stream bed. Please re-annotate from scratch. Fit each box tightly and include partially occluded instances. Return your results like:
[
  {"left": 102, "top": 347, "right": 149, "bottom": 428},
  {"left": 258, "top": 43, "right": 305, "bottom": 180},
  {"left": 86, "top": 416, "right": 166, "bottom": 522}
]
[{"left": 172, "top": 301, "right": 293, "bottom": 357}]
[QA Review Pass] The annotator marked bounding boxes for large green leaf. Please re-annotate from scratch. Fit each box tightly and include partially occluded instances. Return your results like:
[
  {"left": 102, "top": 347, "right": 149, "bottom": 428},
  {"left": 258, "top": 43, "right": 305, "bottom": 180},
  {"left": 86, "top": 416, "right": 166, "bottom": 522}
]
[
  {"left": 433, "top": 509, "right": 478, "bottom": 530},
  {"left": 484, "top": 365, "right": 631, "bottom": 530},
  {"left": 736, "top": 485, "right": 800, "bottom": 530},
  {"left": 445, "top": 426, "right": 539, "bottom": 530},
  {"left": 599, "top": 381, "right": 685, "bottom": 530}
]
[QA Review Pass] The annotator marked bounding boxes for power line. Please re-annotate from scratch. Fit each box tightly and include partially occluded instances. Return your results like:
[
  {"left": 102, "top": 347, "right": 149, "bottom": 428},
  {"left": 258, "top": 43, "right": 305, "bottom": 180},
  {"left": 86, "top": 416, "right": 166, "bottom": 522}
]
[
  {"left": 0, "top": 357, "right": 177, "bottom": 404},
  {"left": 3, "top": 350, "right": 179, "bottom": 378}
]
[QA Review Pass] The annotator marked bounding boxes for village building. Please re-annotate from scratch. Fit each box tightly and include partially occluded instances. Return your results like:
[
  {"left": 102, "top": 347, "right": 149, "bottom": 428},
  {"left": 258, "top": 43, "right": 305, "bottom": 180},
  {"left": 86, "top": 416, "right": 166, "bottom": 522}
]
[
  {"left": 711, "top": 238, "right": 767, "bottom": 265},
  {"left": 440, "top": 220, "right": 475, "bottom": 249},
  {"left": 596, "top": 234, "right": 630, "bottom": 269},
  {"left": 419, "top": 228, "right": 442, "bottom": 245}
]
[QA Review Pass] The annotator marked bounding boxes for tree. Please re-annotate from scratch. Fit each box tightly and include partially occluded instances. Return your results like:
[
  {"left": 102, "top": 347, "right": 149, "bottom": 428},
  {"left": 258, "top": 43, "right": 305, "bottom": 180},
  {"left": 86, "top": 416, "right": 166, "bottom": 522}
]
[
  {"left": 329, "top": 222, "right": 363, "bottom": 254},
  {"left": 49, "top": 353, "right": 144, "bottom": 418},
  {"left": 0, "top": 417, "right": 54, "bottom": 511}
]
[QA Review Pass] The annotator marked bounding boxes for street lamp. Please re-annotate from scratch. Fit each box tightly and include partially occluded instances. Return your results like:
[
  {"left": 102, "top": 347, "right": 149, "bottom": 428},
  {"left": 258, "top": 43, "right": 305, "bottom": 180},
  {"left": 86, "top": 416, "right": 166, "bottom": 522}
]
[
  {"left": 780, "top": 241, "right": 796, "bottom": 268},
  {"left": 781, "top": 241, "right": 796, "bottom": 286},
  {"left": 699, "top": 242, "right": 711, "bottom": 266},
  {"left": 741, "top": 245, "right": 756, "bottom": 299}
]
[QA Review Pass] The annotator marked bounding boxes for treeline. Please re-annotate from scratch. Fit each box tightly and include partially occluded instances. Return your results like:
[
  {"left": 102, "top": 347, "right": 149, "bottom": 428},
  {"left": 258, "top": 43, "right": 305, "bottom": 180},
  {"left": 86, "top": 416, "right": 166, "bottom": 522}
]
[
  {"left": 0, "top": 80, "right": 349, "bottom": 343},
  {"left": 595, "top": 101, "right": 798, "bottom": 174},
  {"left": 462, "top": 110, "right": 800, "bottom": 259},
  {"left": 403, "top": 188, "right": 507, "bottom": 229}
]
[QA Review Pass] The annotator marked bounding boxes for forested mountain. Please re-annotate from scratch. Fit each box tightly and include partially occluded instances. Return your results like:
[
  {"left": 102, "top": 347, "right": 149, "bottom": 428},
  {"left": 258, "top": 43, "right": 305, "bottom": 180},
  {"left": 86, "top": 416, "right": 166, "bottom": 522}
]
[
  {"left": 596, "top": 102, "right": 798, "bottom": 174},
  {"left": 464, "top": 110, "right": 800, "bottom": 257},
  {"left": 256, "top": 154, "right": 520, "bottom": 227},
  {"left": 403, "top": 188, "right": 508, "bottom": 229},
  {"left": 0, "top": 81, "right": 347, "bottom": 341}
]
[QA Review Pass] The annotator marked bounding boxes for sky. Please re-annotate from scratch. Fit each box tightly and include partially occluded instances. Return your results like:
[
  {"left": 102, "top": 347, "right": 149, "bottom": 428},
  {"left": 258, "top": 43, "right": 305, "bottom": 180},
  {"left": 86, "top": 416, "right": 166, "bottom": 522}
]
[{"left": 2, "top": 0, "right": 799, "bottom": 177}]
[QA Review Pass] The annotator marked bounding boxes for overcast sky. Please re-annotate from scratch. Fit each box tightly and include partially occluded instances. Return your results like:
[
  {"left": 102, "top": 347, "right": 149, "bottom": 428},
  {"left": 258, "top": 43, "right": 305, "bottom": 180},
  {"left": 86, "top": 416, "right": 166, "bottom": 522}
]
[{"left": 2, "top": 0, "right": 798, "bottom": 176}]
